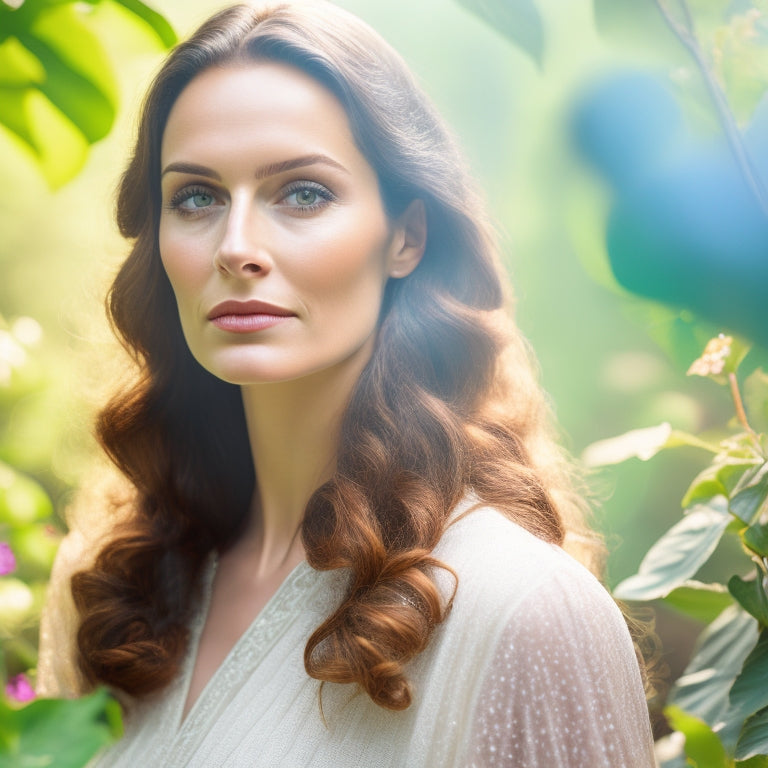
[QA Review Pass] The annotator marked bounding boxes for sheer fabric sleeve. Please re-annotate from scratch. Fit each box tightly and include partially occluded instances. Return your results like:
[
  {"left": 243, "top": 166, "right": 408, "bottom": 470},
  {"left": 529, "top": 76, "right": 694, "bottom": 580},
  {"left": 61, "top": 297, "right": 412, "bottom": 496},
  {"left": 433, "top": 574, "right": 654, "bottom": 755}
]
[
  {"left": 36, "top": 529, "right": 89, "bottom": 698},
  {"left": 465, "top": 567, "right": 657, "bottom": 768}
]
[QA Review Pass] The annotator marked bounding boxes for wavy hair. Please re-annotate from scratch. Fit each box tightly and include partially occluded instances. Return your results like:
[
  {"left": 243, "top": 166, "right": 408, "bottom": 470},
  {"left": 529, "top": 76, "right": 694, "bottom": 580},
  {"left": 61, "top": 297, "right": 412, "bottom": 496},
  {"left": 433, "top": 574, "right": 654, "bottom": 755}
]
[{"left": 71, "top": 0, "right": 602, "bottom": 711}]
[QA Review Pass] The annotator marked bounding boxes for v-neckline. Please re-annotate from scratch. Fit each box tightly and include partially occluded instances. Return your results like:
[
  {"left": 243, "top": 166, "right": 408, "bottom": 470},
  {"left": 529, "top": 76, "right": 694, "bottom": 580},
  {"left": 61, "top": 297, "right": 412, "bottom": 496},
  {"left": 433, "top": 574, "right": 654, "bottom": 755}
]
[{"left": 173, "top": 556, "right": 313, "bottom": 734}]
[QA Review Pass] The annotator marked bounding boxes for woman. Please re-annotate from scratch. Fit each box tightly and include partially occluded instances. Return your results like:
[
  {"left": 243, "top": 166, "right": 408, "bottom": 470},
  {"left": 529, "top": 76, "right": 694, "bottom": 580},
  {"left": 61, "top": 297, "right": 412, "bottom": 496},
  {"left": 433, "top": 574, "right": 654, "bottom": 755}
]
[{"left": 37, "top": 1, "right": 657, "bottom": 765}]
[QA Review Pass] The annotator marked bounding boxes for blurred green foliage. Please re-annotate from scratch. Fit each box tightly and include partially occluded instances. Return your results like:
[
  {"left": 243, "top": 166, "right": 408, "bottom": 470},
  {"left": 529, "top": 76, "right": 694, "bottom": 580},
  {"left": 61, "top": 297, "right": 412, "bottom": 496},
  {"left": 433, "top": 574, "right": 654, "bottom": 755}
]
[{"left": 0, "top": 0, "right": 175, "bottom": 763}]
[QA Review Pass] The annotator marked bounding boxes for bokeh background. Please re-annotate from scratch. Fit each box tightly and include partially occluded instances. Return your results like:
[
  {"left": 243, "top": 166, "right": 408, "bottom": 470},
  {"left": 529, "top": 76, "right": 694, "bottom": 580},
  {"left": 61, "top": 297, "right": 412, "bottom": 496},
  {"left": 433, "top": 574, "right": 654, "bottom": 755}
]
[{"left": 2, "top": 0, "right": 767, "bottom": 750}]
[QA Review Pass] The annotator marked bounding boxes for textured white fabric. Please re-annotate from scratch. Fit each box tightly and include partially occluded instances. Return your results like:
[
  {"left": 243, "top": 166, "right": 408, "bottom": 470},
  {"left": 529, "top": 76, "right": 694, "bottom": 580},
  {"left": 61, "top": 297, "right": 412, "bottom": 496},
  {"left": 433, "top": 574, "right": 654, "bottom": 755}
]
[{"left": 39, "top": 503, "right": 656, "bottom": 767}]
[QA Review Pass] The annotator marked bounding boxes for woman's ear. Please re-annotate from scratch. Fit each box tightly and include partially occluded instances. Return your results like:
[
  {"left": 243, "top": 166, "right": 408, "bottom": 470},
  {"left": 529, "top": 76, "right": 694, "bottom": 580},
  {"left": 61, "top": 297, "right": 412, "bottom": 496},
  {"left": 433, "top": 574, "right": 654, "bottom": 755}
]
[{"left": 388, "top": 199, "right": 427, "bottom": 278}]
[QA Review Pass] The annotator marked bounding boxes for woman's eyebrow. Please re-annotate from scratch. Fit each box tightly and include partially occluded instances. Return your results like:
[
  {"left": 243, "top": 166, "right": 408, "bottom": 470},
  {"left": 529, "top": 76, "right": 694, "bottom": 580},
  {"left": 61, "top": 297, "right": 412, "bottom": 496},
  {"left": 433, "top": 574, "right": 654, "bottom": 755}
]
[{"left": 161, "top": 154, "right": 350, "bottom": 180}]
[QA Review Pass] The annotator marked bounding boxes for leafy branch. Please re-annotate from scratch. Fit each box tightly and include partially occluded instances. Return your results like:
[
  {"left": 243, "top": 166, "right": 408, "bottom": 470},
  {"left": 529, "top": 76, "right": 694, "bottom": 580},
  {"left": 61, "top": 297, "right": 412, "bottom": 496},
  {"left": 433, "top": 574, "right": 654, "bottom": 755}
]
[{"left": 589, "top": 336, "right": 768, "bottom": 764}]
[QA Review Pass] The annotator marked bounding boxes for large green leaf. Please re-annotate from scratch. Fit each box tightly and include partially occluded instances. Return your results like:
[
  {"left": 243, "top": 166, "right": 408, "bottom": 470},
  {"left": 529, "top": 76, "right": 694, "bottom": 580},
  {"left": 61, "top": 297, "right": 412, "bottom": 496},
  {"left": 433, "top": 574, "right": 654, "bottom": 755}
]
[
  {"left": 113, "top": 0, "right": 177, "bottom": 47},
  {"left": 16, "top": 33, "right": 114, "bottom": 144},
  {"left": 737, "top": 708, "right": 768, "bottom": 762},
  {"left": 0, "top": 87, "right": 38, "bottom": 155},
  {"left": 31, "top": 3, "right": 117, "bottom": 103},
  {"left": 663, "top": 581, "right": 734, "bottom": 623},
  {"left": 728, "top": 631, "right": 768, "bottom": 726},
  {"left": 0, "top": 0, "right": 175, "bottom": 187},
  {"left": 670, "top": 605, "right": 758, "bottom": 727},
  {"left": 613, "top": 497, "right": 731, "bottom": 601},
  {"left": 0, "top": 689, "right": 118, "bottom": 768},
  {"left": 0, "top": 36, "right": 44, "bottom": 87},
  {"left": 664, "top": 706, "right": 729, "bottom": 768},
  {"left": 454, "top": 0, "right": 543, "bottom": 67},
  {"left": 729, "top": 566, "right": 768, "bottom": 627}
]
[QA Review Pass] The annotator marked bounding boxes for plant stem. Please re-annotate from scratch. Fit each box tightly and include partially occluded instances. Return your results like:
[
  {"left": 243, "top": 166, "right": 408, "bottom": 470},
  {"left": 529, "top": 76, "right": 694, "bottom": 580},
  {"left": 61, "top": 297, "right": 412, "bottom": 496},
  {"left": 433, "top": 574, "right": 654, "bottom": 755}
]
[
  {"left": 729, "top": 372, "right": 761, "bottom": 450},
  {"left": 653, "top": 0, "right": 768, "bottom": 216}
]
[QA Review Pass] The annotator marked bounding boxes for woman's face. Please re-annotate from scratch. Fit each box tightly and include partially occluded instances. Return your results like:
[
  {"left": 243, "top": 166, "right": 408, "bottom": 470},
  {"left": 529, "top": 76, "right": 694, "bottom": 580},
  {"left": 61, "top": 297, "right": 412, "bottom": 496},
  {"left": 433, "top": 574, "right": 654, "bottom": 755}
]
[{"left": 159, "top": 62, "right": 421, "bottom": 386}]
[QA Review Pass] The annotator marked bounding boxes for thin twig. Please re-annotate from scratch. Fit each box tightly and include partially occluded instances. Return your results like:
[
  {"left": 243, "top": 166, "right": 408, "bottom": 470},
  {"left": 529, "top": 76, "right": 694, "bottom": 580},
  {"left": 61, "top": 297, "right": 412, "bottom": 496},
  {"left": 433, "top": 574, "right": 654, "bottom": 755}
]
[
  {"left": 653, "top": 0, "right": 768, "bottom": 216},
  {"left": 729, "top": 372, "right": 761, "bottom": 451}
]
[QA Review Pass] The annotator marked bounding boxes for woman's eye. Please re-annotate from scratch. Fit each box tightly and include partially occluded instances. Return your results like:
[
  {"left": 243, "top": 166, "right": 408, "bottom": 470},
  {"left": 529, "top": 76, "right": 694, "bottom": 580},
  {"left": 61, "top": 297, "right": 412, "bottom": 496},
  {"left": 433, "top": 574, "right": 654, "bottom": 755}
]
[
  {"left": 185, "top": 192, "right": 215, "bottom": 209},
  {"left": 167, "top": 186, "right": 218, "bottom": 215},
  {"left": 281, "top": 182, "right": 335, "bottom": 212},
  {"left": 294, "top": 188, "right": 319, "bottom": 206}
]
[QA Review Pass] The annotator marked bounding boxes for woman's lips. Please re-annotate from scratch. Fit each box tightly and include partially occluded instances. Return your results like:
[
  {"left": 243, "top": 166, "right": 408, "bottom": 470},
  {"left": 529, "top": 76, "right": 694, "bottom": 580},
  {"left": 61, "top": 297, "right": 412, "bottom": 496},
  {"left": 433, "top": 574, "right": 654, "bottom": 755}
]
[{"left": 207, "top": 300, "right": 295, "bottom": 333}]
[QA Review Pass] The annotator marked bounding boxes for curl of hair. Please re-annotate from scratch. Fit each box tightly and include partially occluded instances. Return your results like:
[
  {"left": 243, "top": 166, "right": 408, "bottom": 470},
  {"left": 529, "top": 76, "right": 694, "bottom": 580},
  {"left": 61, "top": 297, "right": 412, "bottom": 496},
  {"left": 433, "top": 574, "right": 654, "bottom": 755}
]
[{"left": 72, "top": 1, "right": 603, "bottom": 709}]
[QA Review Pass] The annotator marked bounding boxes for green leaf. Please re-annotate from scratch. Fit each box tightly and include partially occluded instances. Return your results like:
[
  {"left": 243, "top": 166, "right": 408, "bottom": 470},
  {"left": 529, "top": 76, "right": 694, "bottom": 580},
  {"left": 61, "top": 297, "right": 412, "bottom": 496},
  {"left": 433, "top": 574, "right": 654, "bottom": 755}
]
[
  {"left": 454, "top": 0, "right": 543, "bottom": 67},
  {"left": 5, "top": 84, "right": 90, "bottom": 187},
  {"left": 0, "top": 36, "right": 44, "bottom": 87},
  {"left": 664, "top": 706, "right": 730, "bottom": 768},
  {"left": 728, "top": 630, "right": 768, "bottom": 727},
  {"left": 17, "top": 32, "right": 114, "bottom": 143},
  {"left": 670, "top": 605, "right": 758, "bottom": 726},
  {"left": 582, "top": 422, "right": 720, "bottom": 467},
  {"left": 729, "top": 566, "right": 768, "bottom": 626},
  {"left": 736, "top": 756, "right": 768, "bottom": 768},
  {"left": 112, "top": 0, "right": 177, "bottom": 47},
  {"left": 732, "top": 484, "right": 768, "bottom": 526},
  {"left": 663, "top": 581, "right": 734, "bottom": 623},
  {"left": 730, "top": 463, "right": 768, "bottom": 524},
  {"left": 0, "top": 87, "right": 39, "bottom": 156},
  {"left": 31, "top": 3, "right": 118, "bottom": 105},
  {"left": 683, "top": 458, "right": 764, "bottom": 509},
  {"left": 736, "top": 708, "right": 768, "bottom": 762},
  {"left": 613, "top": 498, "right": 731, "bottom": 601},
  {"left": 744, "top": 523, "right": 768, "bottom": 559},
  {"left": 0, "top": 689, "right": 118, "bottom": 768},
  {"left": 582, "top": 422, "right": 673, "bottom": 466}
]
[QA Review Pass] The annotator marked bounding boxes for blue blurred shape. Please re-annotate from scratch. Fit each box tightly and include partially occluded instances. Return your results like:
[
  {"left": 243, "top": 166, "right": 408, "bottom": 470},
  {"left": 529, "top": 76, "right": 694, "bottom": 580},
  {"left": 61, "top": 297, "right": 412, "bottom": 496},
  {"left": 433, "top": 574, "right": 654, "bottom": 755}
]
[
  {"left": 606, "top": 145, "right": 768, "bottom": 348},
  {"left": 570, "top": 70, "right": 768, "bottom": 348},
  {"left": 570, "top": 70, "right": 684, "bottom": 190}
]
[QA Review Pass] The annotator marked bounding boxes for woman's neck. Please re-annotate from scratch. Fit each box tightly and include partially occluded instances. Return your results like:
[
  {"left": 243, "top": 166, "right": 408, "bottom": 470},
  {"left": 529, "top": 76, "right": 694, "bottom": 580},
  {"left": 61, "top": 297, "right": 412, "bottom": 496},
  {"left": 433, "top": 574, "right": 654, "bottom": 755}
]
[{"left": 237, "top": 351, "right": 369, "bottom": 576}]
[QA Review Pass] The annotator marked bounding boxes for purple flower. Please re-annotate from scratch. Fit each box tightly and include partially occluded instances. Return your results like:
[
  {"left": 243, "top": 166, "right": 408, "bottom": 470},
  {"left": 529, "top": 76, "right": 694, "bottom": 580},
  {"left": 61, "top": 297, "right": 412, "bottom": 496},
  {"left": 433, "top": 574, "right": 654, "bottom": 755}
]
[
  {"left": 0, "top": 542, "right": 15, "bottom": 576},
  {"left": 6, "top": 674, "right": 35, "bottom": 703}
]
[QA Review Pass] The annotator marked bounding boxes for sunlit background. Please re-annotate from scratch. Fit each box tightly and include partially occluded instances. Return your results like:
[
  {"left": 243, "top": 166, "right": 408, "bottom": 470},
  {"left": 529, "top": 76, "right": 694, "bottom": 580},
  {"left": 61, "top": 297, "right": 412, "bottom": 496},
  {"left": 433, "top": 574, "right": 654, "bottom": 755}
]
[{"left": 2, "top": 0, "right": 768, "bottom": 752}]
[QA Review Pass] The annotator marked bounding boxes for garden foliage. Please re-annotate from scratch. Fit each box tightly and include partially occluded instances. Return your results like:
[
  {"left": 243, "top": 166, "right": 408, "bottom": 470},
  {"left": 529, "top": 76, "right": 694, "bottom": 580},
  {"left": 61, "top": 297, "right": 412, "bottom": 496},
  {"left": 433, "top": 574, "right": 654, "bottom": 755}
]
[
  {"left": 588, "top": 337, "right": 768, "bottom": 766},
  {"left": 0, "top": 1, "right": 175, "bottom": 764}
]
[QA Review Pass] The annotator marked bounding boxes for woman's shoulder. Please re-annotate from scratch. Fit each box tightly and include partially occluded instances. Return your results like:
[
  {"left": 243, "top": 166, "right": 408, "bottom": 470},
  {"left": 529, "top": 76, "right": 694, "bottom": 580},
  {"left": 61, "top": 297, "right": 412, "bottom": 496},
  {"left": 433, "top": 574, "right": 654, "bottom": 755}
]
[{"left": 434, "top": 496, "right": 615, "bottom": 627}]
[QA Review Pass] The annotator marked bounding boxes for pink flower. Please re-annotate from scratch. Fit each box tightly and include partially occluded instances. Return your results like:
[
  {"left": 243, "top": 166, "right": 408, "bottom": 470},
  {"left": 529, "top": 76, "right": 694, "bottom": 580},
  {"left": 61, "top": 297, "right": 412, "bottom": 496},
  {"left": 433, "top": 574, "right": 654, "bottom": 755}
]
[
  {"left": 6, "top": 674, "right": 35, "bottom": 703},
  {"left": 0, "top": 542, "right": 15, "bottom": 576}
]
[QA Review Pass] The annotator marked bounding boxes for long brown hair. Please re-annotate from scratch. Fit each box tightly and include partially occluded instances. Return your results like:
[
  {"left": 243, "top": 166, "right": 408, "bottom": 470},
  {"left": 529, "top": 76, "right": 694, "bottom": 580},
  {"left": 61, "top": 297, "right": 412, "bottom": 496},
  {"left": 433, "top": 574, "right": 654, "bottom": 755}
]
[{"left": 71, "top": 0, "right": 601, "bottom": 711}]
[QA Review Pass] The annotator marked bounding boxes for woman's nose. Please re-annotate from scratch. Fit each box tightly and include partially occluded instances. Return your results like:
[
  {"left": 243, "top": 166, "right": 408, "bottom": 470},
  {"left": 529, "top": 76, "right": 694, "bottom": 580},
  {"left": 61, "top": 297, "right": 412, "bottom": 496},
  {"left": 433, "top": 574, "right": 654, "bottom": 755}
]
[{"left": 213, "top": 198, "right": 273, "bottom": 277}]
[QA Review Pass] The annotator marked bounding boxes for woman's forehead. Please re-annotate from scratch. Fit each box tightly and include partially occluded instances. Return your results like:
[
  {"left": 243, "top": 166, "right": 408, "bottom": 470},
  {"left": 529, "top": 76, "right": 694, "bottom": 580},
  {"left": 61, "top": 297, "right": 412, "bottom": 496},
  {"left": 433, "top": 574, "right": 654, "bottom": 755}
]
[{"left": 161, "top": 63, "right": 363, "bottom": 170}]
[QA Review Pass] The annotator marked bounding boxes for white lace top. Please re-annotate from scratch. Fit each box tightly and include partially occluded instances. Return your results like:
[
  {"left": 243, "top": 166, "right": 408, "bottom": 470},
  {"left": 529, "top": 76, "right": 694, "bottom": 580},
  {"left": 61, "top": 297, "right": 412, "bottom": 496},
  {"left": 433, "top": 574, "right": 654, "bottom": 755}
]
[{"left": 38, "top": 503, "right": 656, "bottom": 767}]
